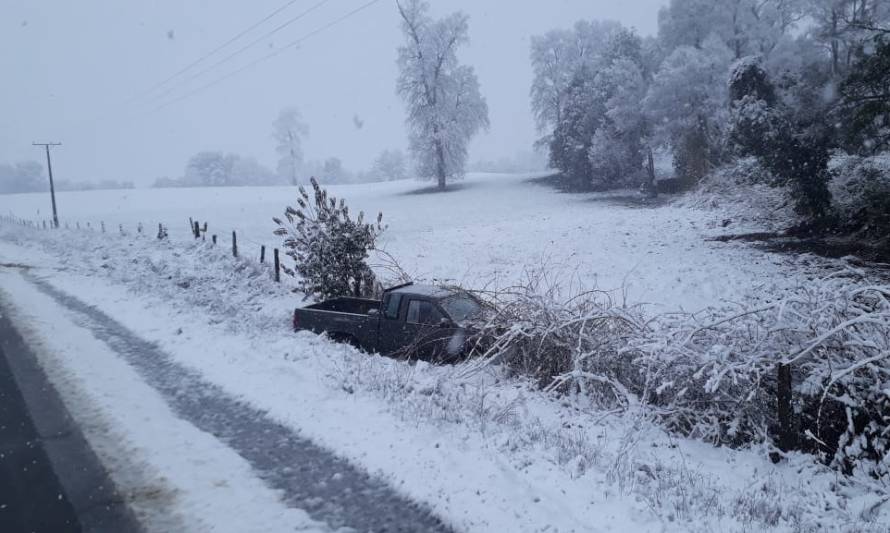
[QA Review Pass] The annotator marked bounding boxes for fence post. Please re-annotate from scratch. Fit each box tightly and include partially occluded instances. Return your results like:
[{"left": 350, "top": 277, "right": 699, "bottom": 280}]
[
  {"left": 212, "top": 234, "right": 217, "bottom": 245},
  {"left": 260, "top": 246, "right": 266, "bottom": 264},
  {"left": 189, "top": 217, "right": 194, "bottom": 236},
  {"left": 42, "top": 220, "right": 46, "bottom": 230},
  {"left": 274, "top": 249, "right": 280, "bottom": 282},
  {"left": 194, "top": 221, "right": 201, "bottom": 239},
  {"left": 776, "top": 363, "right": 796, "bottom": 454},
  {"left": 232, "top": 231, "right": 238, "bottom": 257},
  {"left": 101, "top": 221, "right": 105, "bottom": 233}
]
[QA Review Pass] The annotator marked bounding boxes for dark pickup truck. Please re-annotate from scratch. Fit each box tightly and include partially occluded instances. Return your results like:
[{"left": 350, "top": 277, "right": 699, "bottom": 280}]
[{"left": 292, "top": 283, "right": 483, "bottom": 362}]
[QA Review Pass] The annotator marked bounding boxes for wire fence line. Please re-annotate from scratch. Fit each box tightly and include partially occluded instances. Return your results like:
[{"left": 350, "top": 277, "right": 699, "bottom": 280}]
[{"left": 0, "top": 214, "right": 285, "bottom": 283}]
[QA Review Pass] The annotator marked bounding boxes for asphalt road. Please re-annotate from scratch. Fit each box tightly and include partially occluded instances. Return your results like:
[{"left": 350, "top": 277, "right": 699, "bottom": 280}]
[
  {"left": 0, "top": 339, "right": 80, "bottom": 533},
  {"left": 0, "top": 300, "right": 141, "bottom": 533}
]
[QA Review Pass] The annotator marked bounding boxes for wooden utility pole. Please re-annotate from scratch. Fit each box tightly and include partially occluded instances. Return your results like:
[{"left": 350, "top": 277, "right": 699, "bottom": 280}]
[{"left": 32, "top": 142, "right": 62, "bottom": 228}]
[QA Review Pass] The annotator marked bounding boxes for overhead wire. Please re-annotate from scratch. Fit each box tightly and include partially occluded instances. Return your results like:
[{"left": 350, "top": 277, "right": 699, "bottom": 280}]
[
  {"left": 145, "top": 0, "right": 335, "bottom": 106},
  {"left": 133, "top": 0, "right": 306, "bottom": 101},
  {"left": 152, "top": 0, "right": 386, "bottom": 112}
]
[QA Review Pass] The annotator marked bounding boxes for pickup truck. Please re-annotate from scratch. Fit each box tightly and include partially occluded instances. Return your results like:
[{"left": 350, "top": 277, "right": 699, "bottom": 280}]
[{"left": 292, "top": 283, "right": 484, "bottom": 362}]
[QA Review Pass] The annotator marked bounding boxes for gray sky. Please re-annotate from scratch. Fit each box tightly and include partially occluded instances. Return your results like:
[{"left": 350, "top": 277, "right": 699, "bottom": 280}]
[{"left": 1, "top": 0, "right": 665, "bottom": 185}]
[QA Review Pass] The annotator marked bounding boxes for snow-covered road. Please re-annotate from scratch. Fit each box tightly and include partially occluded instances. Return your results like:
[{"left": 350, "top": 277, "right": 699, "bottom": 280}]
[{"left": 0, "top": 268, "right": 449, "bottom": 532}]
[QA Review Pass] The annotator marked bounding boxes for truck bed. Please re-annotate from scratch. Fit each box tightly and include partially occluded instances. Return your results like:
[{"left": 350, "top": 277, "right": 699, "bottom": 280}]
[
  {"left": 294, "top": 297, "right": 382, "bottom": 351},
  {"left": 304, "top": 297, "right": 381, "bottom": 315}
]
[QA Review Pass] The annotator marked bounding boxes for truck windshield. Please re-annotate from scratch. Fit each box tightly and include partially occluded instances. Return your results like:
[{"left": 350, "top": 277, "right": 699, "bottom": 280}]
[{"left": 439, "top": 294, "right": 481, "bottom": 323}]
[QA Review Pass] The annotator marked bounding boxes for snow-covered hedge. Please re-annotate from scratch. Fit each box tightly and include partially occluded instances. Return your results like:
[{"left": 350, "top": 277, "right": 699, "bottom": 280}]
[
  {"left": 467, "top": 265, "right": 890, "bottom": 481},
  {"left": 678, "top": 157, "right": 796, "bottom": 231},
  {"left": 829, "top": 154, "right": 890, "bottom": 242}
]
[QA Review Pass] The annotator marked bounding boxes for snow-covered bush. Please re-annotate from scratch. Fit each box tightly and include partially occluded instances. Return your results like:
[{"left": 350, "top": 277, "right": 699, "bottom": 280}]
[
  {"left": 681, "top": 157, "right": 792, "bottom": 229},
  {"left": 274, "top": 177, "right": 384, "bottom": 301},
  {"left": 463, "top": 268, "right": 645, "bottom": 400},
  {"left": 728, "top": 56, "right": 834, "bottom": 222},
  {"left": 465, "top": 265, "right": 890, "bottom": 481},
  {"left": 829, "top": 154, "right": 890, "bottom": 242}
]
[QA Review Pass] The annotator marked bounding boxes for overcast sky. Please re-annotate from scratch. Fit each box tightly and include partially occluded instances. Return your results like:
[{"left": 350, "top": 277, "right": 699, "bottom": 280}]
[{"left": 1, "top": 0, "right": 665, "bottom": 185}]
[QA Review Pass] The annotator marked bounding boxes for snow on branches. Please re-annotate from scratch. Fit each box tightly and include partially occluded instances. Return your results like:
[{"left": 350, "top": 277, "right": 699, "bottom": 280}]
[
  {"left": 463, "top": 264, "right": 890, "bottom": 481},
  {"left": 396, "top": 0, "right": 489, "bottom": 189},
  {"left": 274, "top": 177, "right": 384, "bottom": 301}
]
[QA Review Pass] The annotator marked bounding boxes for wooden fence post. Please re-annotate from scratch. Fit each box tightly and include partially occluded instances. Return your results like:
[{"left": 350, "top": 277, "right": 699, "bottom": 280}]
[
  {"left": 260, "top": 246, "right": 266, "bottom": 264},
  {"left": 232, "top": 231, "right": 238, "bottom": 257},
  {"left": 274, "top": 248, "right": 280, "bottom": 282},
  {"left": 212, "top": 234, "right": 217, "bottom": 245},
  {"left": 777, "top": 363, "right": 796, "bottom": 453},
  {"left": 194, "top": 221, "right": 201, "bottom": 239}
]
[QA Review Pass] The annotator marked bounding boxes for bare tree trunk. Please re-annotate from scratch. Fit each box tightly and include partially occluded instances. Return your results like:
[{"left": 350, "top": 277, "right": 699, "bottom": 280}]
[
  {"left": 644, "top": 148, "right": 658, "bottom": 198},
  {"left": 435, "top": 140, "right": 447, "bottom": 190}
]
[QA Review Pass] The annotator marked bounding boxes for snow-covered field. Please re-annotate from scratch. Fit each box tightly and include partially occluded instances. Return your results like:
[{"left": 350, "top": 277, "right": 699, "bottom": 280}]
[
  {"left": 2, "top": 172, "right": 807, "bottom": 313},
  {"left": 1, "top": 173, "right": 887, "bottom": 532}
]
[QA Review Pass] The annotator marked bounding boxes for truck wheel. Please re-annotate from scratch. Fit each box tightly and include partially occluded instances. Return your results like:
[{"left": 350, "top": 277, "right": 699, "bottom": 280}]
[{"left": 330, "top": 333, "right": 362, "bottom": 352}]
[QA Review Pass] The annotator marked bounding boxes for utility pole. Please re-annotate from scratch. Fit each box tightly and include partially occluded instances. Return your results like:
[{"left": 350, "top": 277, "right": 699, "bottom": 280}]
[{"left": 32, "top": 142, "right": 62, "bottom": 228}]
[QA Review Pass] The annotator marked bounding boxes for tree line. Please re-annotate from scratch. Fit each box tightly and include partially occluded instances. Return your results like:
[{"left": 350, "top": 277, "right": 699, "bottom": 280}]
[
  {"left": 525, "top": 0, "right": 889, "bottom": 234},
  {"left": 0, "top": 161, "right": 134, "bottom": 195}
]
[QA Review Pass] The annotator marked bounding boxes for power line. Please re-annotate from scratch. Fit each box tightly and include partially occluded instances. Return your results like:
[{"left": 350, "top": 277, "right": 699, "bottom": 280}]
[
  {"left": 153, "top": 0, "right": 385, "bottom": 112},
  {"left": 146, "top": 0, "right": 334, "bottom": 106},
  {"left": 134, "top": 0, "right": 305, "bottom": 101}
]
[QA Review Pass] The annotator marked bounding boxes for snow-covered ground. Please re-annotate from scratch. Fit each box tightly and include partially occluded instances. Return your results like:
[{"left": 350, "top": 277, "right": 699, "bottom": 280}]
[
  {"left": 2, "top": 172, "right": 803, "bottom": 313},
  {"left": 1, "top": 173, "right": 887, "bottom": 532}
]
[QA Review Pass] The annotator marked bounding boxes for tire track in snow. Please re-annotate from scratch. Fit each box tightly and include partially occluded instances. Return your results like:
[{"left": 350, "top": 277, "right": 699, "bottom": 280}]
[{"left": 25, "top": 273, "right": 452, "bottom": 533}]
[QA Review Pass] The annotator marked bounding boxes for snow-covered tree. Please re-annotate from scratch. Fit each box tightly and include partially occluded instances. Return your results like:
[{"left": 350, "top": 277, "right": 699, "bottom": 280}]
[
  {"left": 0, "top": 161, "right": 44, "bottom": 194},
  {"left": 645, "top": 36, "right": 734, "bottom": 186},
  {"left": 371, "top": 149, "right": 408, "bottom": 181},
  {"left": 396, "top": 0, "right": 489, "bottom": 190},
  {"left": 534, "top": 23, "right": 651, "bottom": 189},
  {"left": 231, "top": 156, "right": 278, "bottom": 186},
  {"left": 587, "top": 57, "right": 650, "bottom": 188},
  {"left": 321, "top": 157, "right": 349, "bottom": 183},
  {"left": 529, "top": 20, "right": 621, "bottom": 142},
  {"left": 729, "top": 56, "right": 833, "bottom": 220},
  {"left": 803, "top": 0, "right": 890, "bottom": 77},
  {"left": 273, "top": 108, "right": 309, "bottom": 186},
  {"left": 184, "top": 151, "right": 237, "bottom": 186},
  {"left": 839, "top": 34, "right": 890, "bottom": 152},
  {"left": 658, "top": 0, "right": 801, "bottom": 60},
  {"left": 274, "top": 177, "right": 384, "bottom": 300}
]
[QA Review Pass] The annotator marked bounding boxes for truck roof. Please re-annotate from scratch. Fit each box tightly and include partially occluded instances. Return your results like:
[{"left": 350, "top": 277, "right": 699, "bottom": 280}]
[{"left": 387, "top": 284, "right": 455, "bottom": 299}]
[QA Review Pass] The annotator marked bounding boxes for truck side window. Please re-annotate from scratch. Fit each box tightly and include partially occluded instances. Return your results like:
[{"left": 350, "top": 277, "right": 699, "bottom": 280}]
[
  {"left": 384, "top": 293, "right": 402, "bottom": 320},
  {"left": 407, "top": 300, "right": 442, "bottom": 325}
]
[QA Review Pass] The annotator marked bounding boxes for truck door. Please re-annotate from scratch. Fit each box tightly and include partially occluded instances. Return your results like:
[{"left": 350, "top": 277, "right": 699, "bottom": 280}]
[
  {"left": 376, "top": 292, "right": 406, "bottom": 355},
  {"left": 402, "top": 298, "right": 453, "bottom": 361}
]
